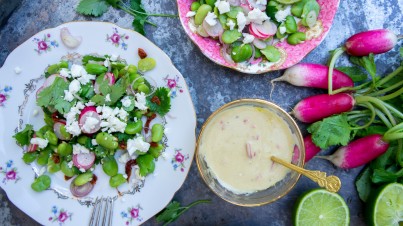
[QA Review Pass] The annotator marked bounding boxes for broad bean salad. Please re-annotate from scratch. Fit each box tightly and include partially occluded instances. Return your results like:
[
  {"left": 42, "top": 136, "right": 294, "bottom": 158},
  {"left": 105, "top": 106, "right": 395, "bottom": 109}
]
[
  {"left": 187, "top": 0, "right": 320, "bottom": 64},
  {"left": 13, "top": 51, "right": 171, "bottom": 197}
]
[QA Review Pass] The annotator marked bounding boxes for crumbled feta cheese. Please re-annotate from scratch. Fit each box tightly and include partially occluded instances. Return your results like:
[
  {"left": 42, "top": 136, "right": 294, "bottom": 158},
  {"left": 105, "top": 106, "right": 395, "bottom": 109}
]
[
  {"left": 64, "top": 102, "right": 85, "bottom": 137},
  {"left": 243, "top": 33, "right": 255, "bottom": 44},
  {"left": 86, "top": 101, "right": 95, "bottom": 106},
  {"left": 279, "top": 26, "right": 286, "bottom": 34},
  {"left": 127, "top": 136, "right": 150, "bottom": 156},
  {"left": 79, "top": 168, "right": 86, "bottom": 173},
  {"left": 256, "top": 0, "right": 267, "bottom": 5},
  {"left": 67, "top": 161, "right": 74, "bottom": 168},
  {"left": 105, "top": 94, "right": 111, "bottom": 102},
  {"left": 123, "top": 174, "right": 128, "bottom": 179},
  {"left": 65, "top": 121, "right": 81, "bottom": 136},
  {"left": 121, "top": 96, "right": 132, "bottom": 108},
  {"left": 248, "top": 8, "right": 269, "bottom": 24},
  {"left": 98, "top": 106, "right": 128, "bottom": 133},
  {"left": 109, "top": 54, "right": 118, "bottom": 61},
  {"left": 14, "top": 67, "right": 22, "bottom": 74},
  {"left": 226, "top": 20, "right": 236, "bottom": 30},
  {"left": 104, "top": 59, "right": 110, "bottom": 67},
  {"left": 82, "top": 116, "right": 100, "bottom": 133},
  {"left": 64, "top": 90, "right": 74, "bottom": 102},
  {"left": 186, "top": 11, "right": 196, "bottom": 17},
  {"left": 73, "top": 144, "right": 90, "bottom": 155},
  {"left": 69, "top": 79, "right": 81, "bottom": 94},
  {"left": 70, "top": 64, "right": 85, "bottom": 78},
  {"left": 275, "top": 6, "right": 291, "bottom": 23},
  {"left": 91, "top": 139, "right": 98, "bottom": 146},
  {"left": 60, "top": 68, "right": 70, "bottom": 78},
  {"left": 236, "top": 12, "right": 247, "bottom": 32},
  {"left": 215, "top": 0, "right": 230, "bottom": 14},
  {"left": 77, "top": 72, "right": 96, "bottom": 85},
  {"left": 30, "top": 137, "right": 48, "bottom": 149},
  {"left": 117, "top": 108, "right": 128, "bottom": 120},
  {"left": 205, "top": 12, "right": 218, "bottom": 26},
  {"left": 134, "top": 92, "right": 148, "bottom": 110},
  {"left": 118, "top": 153, "right": 131, "bottom": 164}
]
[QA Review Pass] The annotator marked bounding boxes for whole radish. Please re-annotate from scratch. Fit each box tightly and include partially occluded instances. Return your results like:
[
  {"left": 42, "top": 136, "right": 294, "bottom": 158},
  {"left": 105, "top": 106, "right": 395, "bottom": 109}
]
[
  {"left": 272, "top": 63, "right": 354, "bottom": 90},
  {"left": 293, "top": 93, "right": 355, "bottom": 123},
  {"left": 304, "top": 135, "right": 321, "bottom": 162},
  {"left": 319, "top": 134, "right": 389, "bottom": 169}
]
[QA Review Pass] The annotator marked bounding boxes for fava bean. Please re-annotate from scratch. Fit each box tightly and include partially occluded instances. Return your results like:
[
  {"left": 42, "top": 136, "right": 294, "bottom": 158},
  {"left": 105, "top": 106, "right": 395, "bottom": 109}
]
[
  {"left": 61, "top": 161, "right": 76, "bottom": 177},
  {"left": 261, "top": 46, "right": 282, "bottom": 62},
  {"left": 133, "top": 110, "right": 145, "bottom": 119},
  {"left": 58, "top": 61, "right": 69, "bottom": 69},
  {"left": 77, "top": 135, "right": 90, "bottom": 146},
  {"left": 138, "top": 58, "right": 156, "bottom": 72},
  {"left": 47, "top": 157, "right": 61, "bottom": 173},
  {"left": 102, "top": 156, "right": 118, "bottom": 176},
  {"left": 127, "top": 65, "right": 138, "bottom": 75},
  {"left": 31, "top": 175, "right": 51, "bottom": 192},
  {"left": 285, "top": 16, "right": 297, "bottom": 33},
  {"left": 276, "top": 23, "right": 287, "bottom": 39},
  {"left": 222, "top": 30, "right": 242, "bottom": 44},
  {"left": 149, "top": 143, "right": 164, "bottom": 158},
  {"left": 226, "top": 6, "right": 243, "bottom": 19},
  {"left": 96, "top": 132, "right": 118, "bottom": 150},
  {"left": 37, "top": 149, "right": 52, "bottom": 166},
  {"left": 151, "top": 124, "right": 164, "bottom": 142},
  {"left": 254, "top": 48, "right": 262, "bottom": 58},
  {"left": 59, "top": 124, "right": 72, "bottom": 140},
  {"left": 191, "top": 2, "right": 201, "bottom": 11},
  {"left": 44, "top": 131, "right": 58, "bottom": 145},
  {"left": 218, "top": 14, "right": 228, "bottom": 29},
  {"left": 291, "top": 0, "right": 309, "bottom": 17},
  {"left": 47, "top": 64, "right": 60, "bottom": 75},
  {"left": 125, "top": 121, "right": 143, "bottom": 135},
  {"left": 132, "top": 77, "right": 145, "bottom": 89},
  {"left": 195, "top": 4, "right": 212, "bottom": 25},
  {"left": 287, "top": 32, "right": 306, "bottom": 45},
  {"left": 129, "top": 73, "right": 141, "bottom": 83},
  {"left": 301, "top": 1, "right": 319, "bottom": 28},
  {"left": 137, "top": 83, "right": 150, "bottom": 94},
  {"left": 22, "top": 152, "right": 38, "bottom": 164},
  {"left": 109, "top": 174, "right": 126, "bottom": 188},
  {"left": 85, "top": 64, "right": 107, "bottom": 75},
  {"left": 206, "top": 0, "right": 216, "bottom": 7},
  {"left": 74, "top": 171, "right": 93, "bottom": 186},
  {"left": 57, "top": 142, "right": 73, "bottom": 156},
  {"left": 231, "top": 43, "right": 253, "bottom": 62}
]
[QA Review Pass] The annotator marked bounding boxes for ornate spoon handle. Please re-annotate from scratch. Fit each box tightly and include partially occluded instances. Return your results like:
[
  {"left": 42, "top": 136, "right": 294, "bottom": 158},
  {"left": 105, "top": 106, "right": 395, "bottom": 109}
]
[{"left": 271, "top": 156, "right": 341, "bottom": 193}]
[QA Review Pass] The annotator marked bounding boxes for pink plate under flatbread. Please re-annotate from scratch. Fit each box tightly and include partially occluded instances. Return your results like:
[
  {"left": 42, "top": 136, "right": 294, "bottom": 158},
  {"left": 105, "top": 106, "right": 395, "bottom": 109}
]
[{"left": 177, "top": 0, "right": 340, "bottom": 74}]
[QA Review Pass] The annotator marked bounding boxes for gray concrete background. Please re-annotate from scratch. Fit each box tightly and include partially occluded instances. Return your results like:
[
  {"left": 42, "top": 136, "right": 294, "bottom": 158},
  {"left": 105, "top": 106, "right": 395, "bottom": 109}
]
[{"left": 0, "top": 0, "right": 402, "bottom": 225}]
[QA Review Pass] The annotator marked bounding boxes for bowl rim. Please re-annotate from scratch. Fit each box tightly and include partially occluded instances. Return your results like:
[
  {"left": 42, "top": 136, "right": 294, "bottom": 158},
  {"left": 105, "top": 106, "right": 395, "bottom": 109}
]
[{"left": 195, "top": 98, "right": 305, "bottom": 206}]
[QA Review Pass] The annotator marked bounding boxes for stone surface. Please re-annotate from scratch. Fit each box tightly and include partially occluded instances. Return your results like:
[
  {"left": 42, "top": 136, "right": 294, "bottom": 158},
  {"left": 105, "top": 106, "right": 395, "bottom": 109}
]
[{"left": 0, "top": 0, "right": 401, "bottom": 225}]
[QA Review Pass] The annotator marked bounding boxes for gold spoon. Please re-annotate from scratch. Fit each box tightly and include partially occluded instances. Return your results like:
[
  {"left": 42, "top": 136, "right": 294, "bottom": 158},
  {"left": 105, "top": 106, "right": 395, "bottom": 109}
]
[{"left": 271, "top": 156, "right": 341, "bottom": 193}]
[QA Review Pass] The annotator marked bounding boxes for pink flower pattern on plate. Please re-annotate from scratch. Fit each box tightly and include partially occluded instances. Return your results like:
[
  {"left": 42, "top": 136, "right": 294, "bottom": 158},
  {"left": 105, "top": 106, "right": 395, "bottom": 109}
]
[
  {"left": 121, "top": 204, "right": 143, "bottom": 225},
  {"left": 163, "top": 75, "right": 183, "bottom": 98},
  {"left": 171, "top": 149, "right": 189, "bottom": 172},
  {"left": 0, "top": 85, "right": 12, "bottom": 107},
  {"left": 0, "top": 160, "right": 20, "bottom": 184},
  {"left": 177, "top": 0, "right": 340, "bottom": 73},
  {"left": 106, "top": 27, "right": 129, "bottom": 50},
  {"left": 49, "top": 206, "right": 72, "bottom": 225},
  {"left": 33, "top": 33, "right": 59, "bottom": 54}
]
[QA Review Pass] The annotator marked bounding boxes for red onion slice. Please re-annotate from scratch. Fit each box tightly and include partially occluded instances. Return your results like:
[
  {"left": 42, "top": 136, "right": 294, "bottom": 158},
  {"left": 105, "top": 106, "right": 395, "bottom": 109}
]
[
  {"left": 203, "top": 20, "right": 224, "bottom": 38},
  {"left": 53, "top": 120, "right": 71, "bottom": 141},
  {"left": 220, "top": 45, "right": 236, "bottom": 65},
  {"left": 253, "top": 38, "right": 267, "bottom": 49},
  {"left": 70, "top": 181, "right": 94, "bottom": 197}
]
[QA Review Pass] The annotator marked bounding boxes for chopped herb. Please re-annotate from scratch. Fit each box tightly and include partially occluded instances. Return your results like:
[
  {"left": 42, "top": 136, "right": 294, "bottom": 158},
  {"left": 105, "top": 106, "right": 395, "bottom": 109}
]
[
  {"left": 76, "top": 0, "right": 109, "bottom": 17},
  {"left": 13, "top": 124, "right": 34, "bottom": 146},
  {"left": 36, "top": 77, "right": 75, "bottom": 114},
  {"left": 156, "top": 200, "right": 211, "bottom": 225},
  {"left": 147, "top": 87, "right": 171, "bottom": 116},
  {"left": 137, "top": 153, "right": 155, "bottom": 176}
]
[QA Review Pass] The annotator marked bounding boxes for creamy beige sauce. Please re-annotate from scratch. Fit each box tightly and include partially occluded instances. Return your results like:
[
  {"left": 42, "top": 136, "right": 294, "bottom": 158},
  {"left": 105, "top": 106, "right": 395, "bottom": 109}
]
[{"left": 199, "top": 105, "right": 295, "bottom": 194}]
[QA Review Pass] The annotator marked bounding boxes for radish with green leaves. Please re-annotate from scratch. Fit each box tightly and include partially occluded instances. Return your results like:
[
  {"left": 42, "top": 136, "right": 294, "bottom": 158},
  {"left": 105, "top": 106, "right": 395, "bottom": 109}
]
[{"left": 304, "top": 135, "right": 321, "bottom": 162}]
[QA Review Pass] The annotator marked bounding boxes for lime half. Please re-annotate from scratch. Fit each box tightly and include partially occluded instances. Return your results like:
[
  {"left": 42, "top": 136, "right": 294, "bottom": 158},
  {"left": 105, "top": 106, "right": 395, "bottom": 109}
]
[
  {"left": 294, "top": 189, "right": 350, "bottom": 226},
  {"left": 367, "top": 183, "right": 403, "bottom": 226}
]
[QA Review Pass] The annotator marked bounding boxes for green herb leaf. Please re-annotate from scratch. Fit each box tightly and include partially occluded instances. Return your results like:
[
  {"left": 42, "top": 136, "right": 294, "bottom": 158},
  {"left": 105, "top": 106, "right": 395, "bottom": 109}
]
[
  {"left": 115, "top": 132, "right": 134, "bottom": 142},
  {"left": 106, "top": 0, "right": 119, "bottom": 7},
  {"left": 307, "top": 114, "right": 352, "bottom": 149},
  {"left": 336, "top": 66, "right": 368, "bottom": 82},
  {"left": 350, "top": 54, "right": 377, "bottom": 81},
  {"left": 132, "top": 16, "right": 147, "bottom": 35},
  {"left": 76, "top": 0, "right": 110, "bottom": 17},
  {"left": 130, "top": 0, "right": 145, "bottom": 11},
  {"left": 36, "top": 77, "right": 74, "bottom": 114},
  {"left": 266, "top": 5, "right": 279, "bottom": 24},
  {"left": 371, "top": 168, "right": 403, "bottom": 184},
  {"left": 147, "top": 87, "right": 171, "bottom": 116},
  {"left": 137, "top": 153, "right": 155, "bottom": 176},
  {"left": 13, "top": 124, "right": 34, "bottom": 146},
  {"left": 370, "top": 146, "right": 396, "bottom": 170},
  {"left": 156, "top": 200, "right": 211, "bottom": 225},
  {"left": 356, "top": 125, "right": 389, "bottom": 138},
  {"left": 82, "top": 55, "right": 106, "bottom": 65},
  {"left": 355, "top": 166, "right": 373, "bottom": 202},
  {"left": 109, "top": 76, "right": 128, "bottom": 105},
  {"left": 90, "top": 94, "right": 106, "bottom": 105}
]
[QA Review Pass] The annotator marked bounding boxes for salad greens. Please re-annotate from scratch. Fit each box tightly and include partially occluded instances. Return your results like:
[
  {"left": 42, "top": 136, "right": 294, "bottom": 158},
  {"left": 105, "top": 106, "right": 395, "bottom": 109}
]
[
  {"left": 156, "top": 199, "right": 211, "bottom": 225},
  {"left": 13, "top": 52, "right": 171, "bottom": 197}
]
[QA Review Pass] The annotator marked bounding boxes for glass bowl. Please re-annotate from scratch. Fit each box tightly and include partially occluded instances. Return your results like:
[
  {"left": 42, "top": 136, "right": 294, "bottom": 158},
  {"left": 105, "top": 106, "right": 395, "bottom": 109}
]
[{"left": 196, "top": 99, "right": 305, "bottom": 206}]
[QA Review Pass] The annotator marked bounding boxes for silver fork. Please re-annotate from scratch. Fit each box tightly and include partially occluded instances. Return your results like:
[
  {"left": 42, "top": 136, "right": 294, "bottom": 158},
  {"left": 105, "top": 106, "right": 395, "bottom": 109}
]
[{"left": 89, "top": 197, "right": 114, "bottom": 226}]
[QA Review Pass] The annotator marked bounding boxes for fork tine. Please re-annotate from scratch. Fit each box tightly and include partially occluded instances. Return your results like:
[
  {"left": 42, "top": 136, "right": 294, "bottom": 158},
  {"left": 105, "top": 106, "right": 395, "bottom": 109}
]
[
  {"left": 101, "top": 198, "right": 110, "bottom": 226},
  {"left": 108, "top": 198, "right": 114, "bottom": 226},
  {"left": 89, "top": 197, "right": 115, "bottom": 226},
  {"left": 94, "top": 197, "right": 104, "bottom": 226},
  {"left": 89, "top": 197, "right": 100, "bottom": 226}
]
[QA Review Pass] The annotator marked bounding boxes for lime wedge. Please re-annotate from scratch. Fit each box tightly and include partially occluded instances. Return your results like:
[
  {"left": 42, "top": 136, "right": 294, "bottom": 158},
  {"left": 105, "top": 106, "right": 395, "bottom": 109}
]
[
  {"left": 275, "top": 0, "right": 302, "bottom": 4},
  {"left": 366, "top": 183, "right": 403, "bottom": 226},
  {"left": 294, "top": 189, "right": 350, "bottom": 226}
]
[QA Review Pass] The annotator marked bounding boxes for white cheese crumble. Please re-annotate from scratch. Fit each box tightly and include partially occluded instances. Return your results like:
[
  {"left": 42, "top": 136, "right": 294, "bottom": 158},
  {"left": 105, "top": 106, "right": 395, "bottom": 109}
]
[
  {"left": 121, "top": 96, "right": 132, "bottom": 108},
  {"left": 67, "top": 161, "right": 74, "bottom": 168},
  {"left": 256, "top": 0, "right": 267, "bottom": 5},
  {"left": 205, "top": 12, "right": 218, "bottom": 26},
  {"left": 248, "top": 8, "right": 269, "bottom": 25},
  {"left": 186, "top": 11, "right": 196, "bottom": 17},
  {"left": 227, "top": 20, "right": 236, "bottom": 30},
  {"left": 30, "top": 137, "right": 48, "bottom": 149},
  {"left": 134, "top": 92, "right": 148, "bottom": 110},
  {"left": 64, "top": 90, "right": 75, "bottom": 102},
  {"left": 118, "top": 153, "right": 131, "bottom": 164},
  {"left": 69, "top": 64, "right": 96, "bottom": 85},
  {"left": 279, "top": 26, "right": 286, "bottom": 34},
  {"left": 215, "top": 0, "right": 230, "bottom": 14},
  {"left": 64, "top": 101, "right": 85, "bottom": 136},
  {"left": 236, "top": 12, "right": 247, "bottom": 32},
  {"left": 91, "top": 139, "right": 98, "bottom": 146},
  {"left": 72, "top": 144, "right": 90, "bottom": 155},
  {"left": 82, "top": 116, "right": 100, "bottom": 133},
  {"left": 14, "top": 67, "right": 22, "bottom": 74},
  {"left": 98, "top": 105, "right": 128, "bottom": 133},
  {"left": 109, "top": 54, "right": 118, "bottom": 61},
  {"left": 127, "top": 136, "right": 150, "bottom": 156},
  {"left": 79, "top": 168, "right": 86, "bottom": 173},
  {"left": 275, "top": 6, "right": 291, "bottom": 23},
  {"left": 69, "top": 79, "right": 81, "bottom": 94},
  {"left": 243, "top": 33, "right": 255, "bottom": 43},
  {"left": 104, "top": 59, "right": 110, "bottom": 67},
  {"left": 60, "top": 68, "right": 70, "bottom": 78},
  {"left": 105, "top": 93, "right": 111, "bottom": 102}
]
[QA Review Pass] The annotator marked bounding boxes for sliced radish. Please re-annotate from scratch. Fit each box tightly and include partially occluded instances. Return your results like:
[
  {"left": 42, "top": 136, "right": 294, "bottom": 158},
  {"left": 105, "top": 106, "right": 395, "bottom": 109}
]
[
  {"left": 253, "top": 38, "right": 267, "bottom": 49},
  {"left": 27, "top": 134, "right": 38, "bottom": 152},
  {"left": 249, "top": 23, "right": 268, "bottom": 39},
  {"left": 53, "top": 120, "right": 71, "bottom": 140},
  {"left": 203, "top": 20, "right": 224, "bottom": 38},
  {"left": 254, "top": 21, "right": 277, "bottom": 37},
  {"left": 36, "top": 86, "right": 44, "bottom": 100},
  {"left": 228, "top": 0, "right": 241, "bottom": 6},
  {"left": 78, "top": 106, "right": 101, "bottom": 134},
  {"left": 72, "top": 152, "right": 95, "bottom": 170}
]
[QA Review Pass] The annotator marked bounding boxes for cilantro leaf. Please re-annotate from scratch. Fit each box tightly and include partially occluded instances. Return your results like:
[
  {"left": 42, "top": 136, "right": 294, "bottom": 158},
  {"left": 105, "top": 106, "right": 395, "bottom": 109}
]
[
  {"left": 350, "top": 54, "right": 377, "bottom": 81},
  {"left": 77, "top": 0, "right": 110, "bottom": 17},
  {"left": 336, "top": 66, "right": 368, "bottom": 82},
  {"left": 106, "top": 0, "right": 119, "bottom": 8},
  {"left": 137, "top": 154, "right": 155, "bottom": 176},
  {"left": 156, "top": 200, "right": 211, "bottom": 225},
  {"left": 36, "top": 77, "right": 75, "bottom": 114},
  {"left": 147, "top": 87, "right": 171, "bottom": 116},
  {"left": 307, "top": 114, "right": 352, "bottom": 149},
  {"left": 355, "top": 166, "right": 373, "bottom": 202},
  {"left": 13, "top": 124, "right": 34, "bottom": 146},
  {"left": 109, "top": 76, "right": 128, "bottom": 105},
  {"left": 371, "top": 168, "right": 403, "bottom": 184},
  {"left": 82, "top": 55, "right": 106, "bottom": 65},
  {"left": 130, "top": 0, "right": 145, "bottom": 11},
  {"left": 133, "top": 16, "right": 147, "bottom": 35},
  {"left": 266, "top": 5, "right": 279, "bottom": 24}
]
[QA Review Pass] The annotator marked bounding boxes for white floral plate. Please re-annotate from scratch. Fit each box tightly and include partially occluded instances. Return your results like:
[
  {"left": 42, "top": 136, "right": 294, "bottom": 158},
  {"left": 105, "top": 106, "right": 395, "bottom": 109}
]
[{"left": 0, "top": 21, "right": 196, "bottom": 225}]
